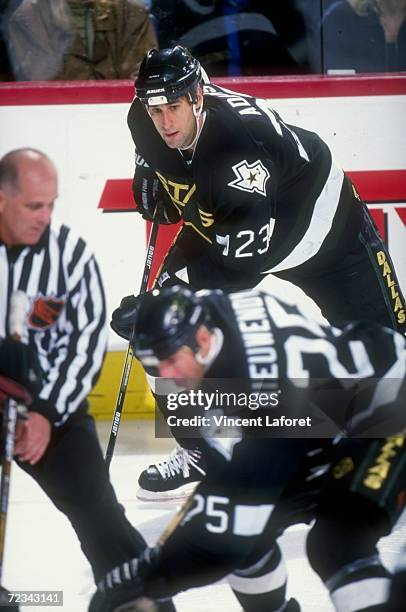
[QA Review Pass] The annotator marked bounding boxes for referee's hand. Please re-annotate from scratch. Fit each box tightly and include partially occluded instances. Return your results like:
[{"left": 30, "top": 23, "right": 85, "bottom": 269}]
[{"left": 15, "top": 411, "right": 51, "bottom": 465}]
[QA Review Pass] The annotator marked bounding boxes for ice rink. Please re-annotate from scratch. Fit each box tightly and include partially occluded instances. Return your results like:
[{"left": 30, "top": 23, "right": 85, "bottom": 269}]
[{"left": 4, "top": 420, "right": 405, "bottom": 612}]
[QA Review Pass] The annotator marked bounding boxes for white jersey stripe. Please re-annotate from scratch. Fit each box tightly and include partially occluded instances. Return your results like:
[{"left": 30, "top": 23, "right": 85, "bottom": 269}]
[
  {"left": 233, "top": 503, "right": 273, "bottom": 536},
  {"left": 265, "top": 158, "right": 344, "bottom": 273},
  {"left": 59, "top": 259, "right": 107, "bottom": 423}
]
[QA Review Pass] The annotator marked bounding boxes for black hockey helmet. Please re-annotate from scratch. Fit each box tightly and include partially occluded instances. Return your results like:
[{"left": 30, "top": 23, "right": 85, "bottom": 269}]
[
  {"left": 135, "top": 46, "right": 202, "bottom": 107},
  {"left": 132, "top": 286, "right": 207, "bottom": 362}
]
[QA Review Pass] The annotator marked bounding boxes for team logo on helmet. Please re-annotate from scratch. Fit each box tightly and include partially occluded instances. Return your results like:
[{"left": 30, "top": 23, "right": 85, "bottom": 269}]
[
  {"left": 28, "top": 295, "right": 65, "bottom": 329},
  {"left": 132, "top": 286, "right": 206, "bottom": 361},
  {"left": 228, "top": 160, "right": 270, "bottom": 197}
]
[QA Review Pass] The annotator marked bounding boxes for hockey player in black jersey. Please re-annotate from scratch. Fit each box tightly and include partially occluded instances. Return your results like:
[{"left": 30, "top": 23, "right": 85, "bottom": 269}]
[
  {"left": 92, "top": 285, "right": 406, "bottom": 612},
  {"left": 126, "top": 45, "right": 406, "bottom": 502},
  {"left": 128, "top": 46, "right": 405, "bottom": 332}
]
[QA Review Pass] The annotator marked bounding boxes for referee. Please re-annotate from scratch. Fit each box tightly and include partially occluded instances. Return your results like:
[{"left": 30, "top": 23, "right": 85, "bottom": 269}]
[{"left": 0, "top": 149, "right": 153, "bottom": 593}]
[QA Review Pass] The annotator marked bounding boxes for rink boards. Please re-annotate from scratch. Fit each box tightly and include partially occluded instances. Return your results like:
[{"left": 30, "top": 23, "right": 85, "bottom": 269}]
[{"left": 0, "top": 75, "right": 405, "bottom": 419}]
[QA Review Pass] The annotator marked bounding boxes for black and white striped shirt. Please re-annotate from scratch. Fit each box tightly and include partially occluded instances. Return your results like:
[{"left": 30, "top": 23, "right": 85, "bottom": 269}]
[{"left": 0, "top": 220, "right": 107, "bottom": 426}]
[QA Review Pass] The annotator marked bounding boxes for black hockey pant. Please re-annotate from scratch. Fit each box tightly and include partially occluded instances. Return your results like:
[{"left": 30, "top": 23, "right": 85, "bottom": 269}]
[
  {"left": 279, "top": 202, "right": 406, "bottom": 334},
  {"left": 147, "top": 436, "right": 405, "bottom": 612},
  {"left": 16, "top": 410, "right": 147, "bottom": 582},
  {"left": 147, "top": 438, "right": 327, "bottom": 612}
]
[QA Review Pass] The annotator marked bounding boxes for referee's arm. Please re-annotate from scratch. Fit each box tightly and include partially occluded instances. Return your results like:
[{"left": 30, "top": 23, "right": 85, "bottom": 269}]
[{"left": 36, "top": 250, "right": 108, "bottom": 427}]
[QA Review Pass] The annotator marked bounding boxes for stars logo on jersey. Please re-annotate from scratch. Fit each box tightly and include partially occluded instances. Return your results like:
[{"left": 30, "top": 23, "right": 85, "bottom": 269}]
[{"left": 228, "top": 160, "right": 270, "bottom": 197}]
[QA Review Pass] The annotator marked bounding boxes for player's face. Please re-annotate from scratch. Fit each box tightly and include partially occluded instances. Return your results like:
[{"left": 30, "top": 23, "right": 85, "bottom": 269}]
[
  {"left": 158, "top": 346, "right": 205, "bottom": 387},
  {"left": 148, "top": 96, "right": 198, "bottom": 149},
  {"left": 0, "top": 160, "right": 57, "bottom": 246},
  {"left": 156, "top": 326, "right": 212, "bottom": 388}
]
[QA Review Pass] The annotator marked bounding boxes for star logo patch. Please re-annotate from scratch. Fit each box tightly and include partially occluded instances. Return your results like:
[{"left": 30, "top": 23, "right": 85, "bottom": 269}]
[{"left": 228, "top": 160, "right": 270, "bottom": 197}]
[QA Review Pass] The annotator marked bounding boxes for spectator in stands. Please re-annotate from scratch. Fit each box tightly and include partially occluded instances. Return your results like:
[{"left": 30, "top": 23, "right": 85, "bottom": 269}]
[
  {"left": 0, "top": 1, "right": 14, "bottom": 80},
  {"left": 2, "top": 0, "right": 158, "bottom": 81},
  {"left": 151, "top": 0, "right": 309, "bottom": 76},
  {"left": 322, "top": 0, "right": 406, "bottom": 73},
  {"left": 0, "top": 33, "right": 13, "bottom": 81}
]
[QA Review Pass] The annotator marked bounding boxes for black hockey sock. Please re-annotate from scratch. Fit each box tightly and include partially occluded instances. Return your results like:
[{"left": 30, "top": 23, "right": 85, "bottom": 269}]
[
  {"left": 327, "top": 559, "right": 392, "bottom": 612},
  {"left": 307, "top": 517, "right": 391, "bottom": 611}
]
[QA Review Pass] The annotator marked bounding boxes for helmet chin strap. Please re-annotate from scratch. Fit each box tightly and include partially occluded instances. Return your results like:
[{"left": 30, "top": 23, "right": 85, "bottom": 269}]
[{"left": 179, "top": 98, "right": 205, "bottom": 151}]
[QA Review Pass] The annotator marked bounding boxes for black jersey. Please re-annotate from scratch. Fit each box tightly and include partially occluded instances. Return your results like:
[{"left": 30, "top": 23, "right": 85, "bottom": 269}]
[
  {"left": 128, "top": 83, "right": 362, "bottom": 278},
  {"left": 141, "top": 288, "right": 406, "bottom": 602},
  {"left": 192, "top": 288, "right": 406, "bottom": 438},
  {"left": 94, "top": 282, "right": 406, "bottom": 607}
]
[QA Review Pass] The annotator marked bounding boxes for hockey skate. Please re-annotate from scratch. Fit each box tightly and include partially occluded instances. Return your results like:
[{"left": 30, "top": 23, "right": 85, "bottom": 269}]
[{"left": 137, "top": 447, "right": 206, "bottom": 501}]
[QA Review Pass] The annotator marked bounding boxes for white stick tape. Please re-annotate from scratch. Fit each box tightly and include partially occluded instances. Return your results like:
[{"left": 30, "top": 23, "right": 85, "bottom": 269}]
[{"left": 9, "top": 290, "right": 29, "bottom": 340}]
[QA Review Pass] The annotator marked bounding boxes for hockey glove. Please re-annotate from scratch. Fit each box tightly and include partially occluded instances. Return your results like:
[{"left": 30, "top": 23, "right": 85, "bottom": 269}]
[
  {"left": 0, "top": 338, "right": 42, "bottom": 399},
  {"left": 88, "top": 548, "right": 176, "bottom": 612},
  {"left": 110, "top": 294, "right": 142, "bottom": 341},
  {"left": 134, "top": 175, "right": 180, "bottom": 225}
]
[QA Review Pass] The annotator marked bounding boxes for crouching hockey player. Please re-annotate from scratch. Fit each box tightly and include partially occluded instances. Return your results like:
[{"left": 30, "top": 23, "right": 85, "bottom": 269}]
[{"left": 91, "top": 285, "right": 406, "bottom": 612}]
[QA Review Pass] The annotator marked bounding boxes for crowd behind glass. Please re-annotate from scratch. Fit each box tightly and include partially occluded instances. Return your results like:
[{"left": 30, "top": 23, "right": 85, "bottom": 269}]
[{"left": 0, "top": 0, "right": 405, "bottom": 82}]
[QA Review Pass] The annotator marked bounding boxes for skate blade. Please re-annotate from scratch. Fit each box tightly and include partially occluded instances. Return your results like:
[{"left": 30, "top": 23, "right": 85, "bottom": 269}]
[{"left": 136, "top": 483, "right": 199, "bottom": 502}]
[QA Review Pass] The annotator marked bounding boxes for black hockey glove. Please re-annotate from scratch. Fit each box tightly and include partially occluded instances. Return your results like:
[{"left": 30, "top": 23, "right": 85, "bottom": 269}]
[
  {"left": 110, "top": 294, "right": 141, "bottom": 341},
  {"left": 0, "top": 338, "right": 42, "bottom": 397},
  {"left": 134, "top": 175, "right": 181, "bottom": 225},
  {"left": 88, "top": 547, "right": 176, "bottom": 612}
]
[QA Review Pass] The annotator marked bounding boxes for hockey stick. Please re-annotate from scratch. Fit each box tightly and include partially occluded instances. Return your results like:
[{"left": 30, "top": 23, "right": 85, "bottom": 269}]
[
  {"left": 0, "top": 291, "right": 29, "bottom": 586},
  {"left": 120, "top": 492, "right": 198, "bottom": 612},
  {"left": 157, "top": 489, "right": 197, "bottom": 547},
  {"left": 105, "top": 221, "right": 160, "bottom": 469}
]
